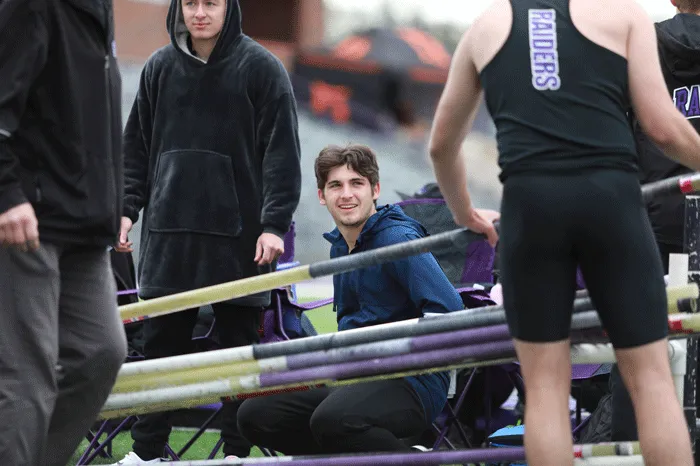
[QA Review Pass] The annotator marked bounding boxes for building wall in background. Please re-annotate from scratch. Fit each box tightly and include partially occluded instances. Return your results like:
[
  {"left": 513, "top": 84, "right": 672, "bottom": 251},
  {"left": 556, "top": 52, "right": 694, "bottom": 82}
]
[
  {"left": 114, "top": 0, "right": 170, "bottom": 64},
  {"left": 113, "top": 0, "right": 324, "bottom": 68}
]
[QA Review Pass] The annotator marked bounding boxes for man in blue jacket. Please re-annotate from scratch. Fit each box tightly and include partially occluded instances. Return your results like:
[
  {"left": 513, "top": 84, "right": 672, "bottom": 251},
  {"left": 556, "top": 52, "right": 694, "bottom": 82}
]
[{"left": 237, "top": 144, "right": 498, "bottom": 454}]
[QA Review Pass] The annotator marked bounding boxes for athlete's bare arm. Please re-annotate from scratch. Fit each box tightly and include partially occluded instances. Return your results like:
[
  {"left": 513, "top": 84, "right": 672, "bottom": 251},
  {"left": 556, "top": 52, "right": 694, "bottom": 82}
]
[
  {"left": 428, "top": 6, "right": 501, "bottom": 246},
  {"left": 428, "top": 34, "right": 481, "bottom": 169},
  {"left": 625, "top": 1, "right": 700, "bottom": 171},
  {"left": 429, "top": 0, "right": 512, "bottom": 175}
]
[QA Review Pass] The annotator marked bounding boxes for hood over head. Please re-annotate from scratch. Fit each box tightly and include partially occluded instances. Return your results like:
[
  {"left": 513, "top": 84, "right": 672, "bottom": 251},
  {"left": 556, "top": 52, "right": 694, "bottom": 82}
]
[
  {"left": 656, "top": 13, "right": 700, "bottom": 81},
  {"left": 166, "top": 0, "right": 242, "bottom": 64}
]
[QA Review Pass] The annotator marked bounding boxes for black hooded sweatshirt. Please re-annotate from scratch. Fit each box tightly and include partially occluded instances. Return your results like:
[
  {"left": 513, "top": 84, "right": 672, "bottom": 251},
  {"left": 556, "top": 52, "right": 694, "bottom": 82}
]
[
  {"left": 123, "top": 0, "right": 302, "bottom": 305},
  {"left": 633, "top": 14, "right": 700, "bottom": 247},
  {"left": 0, "top": 0, "right": 123, "bottom": 246}
]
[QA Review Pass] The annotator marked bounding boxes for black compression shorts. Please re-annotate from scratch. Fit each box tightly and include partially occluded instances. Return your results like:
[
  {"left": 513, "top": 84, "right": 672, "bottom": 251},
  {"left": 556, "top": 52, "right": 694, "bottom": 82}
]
[{"left": 498, "top": 169, "right": 669, "bottom": 349}]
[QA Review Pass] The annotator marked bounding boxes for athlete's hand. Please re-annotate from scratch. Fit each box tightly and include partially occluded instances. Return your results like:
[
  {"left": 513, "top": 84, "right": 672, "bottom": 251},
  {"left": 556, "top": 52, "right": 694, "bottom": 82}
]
[
  {"left": 115, "top": 217, "right": 134, "bottom": 253},
  {"left": 0, "top": 203, "right": 40, "bottom": 251},
  {"left": 475, "top": 208, "right": 501, "bottom": 225},
  {"left": 255, "top": 232, "right": 284, "bottom": 266},
  {"left": 458, "top": 207, "right": 499, "bottom": 247}
]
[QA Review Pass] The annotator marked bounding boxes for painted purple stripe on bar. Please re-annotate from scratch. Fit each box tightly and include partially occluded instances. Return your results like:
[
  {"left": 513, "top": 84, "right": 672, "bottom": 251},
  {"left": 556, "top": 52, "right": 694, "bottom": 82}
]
[
  {"left": 275, "top": 447, "right": 526, "bottom": 465},
  {"left": 284, "top": 324, "right": 513, "bottom": 371},
  {"left": 286, "top": 340, "right": 412, "bottom": 370},
  {"left": 410, "top": 324, "right": 511, "bottom": 353},
  {"left": 260, "top": 339, "right": 515, "bottom": 388}
]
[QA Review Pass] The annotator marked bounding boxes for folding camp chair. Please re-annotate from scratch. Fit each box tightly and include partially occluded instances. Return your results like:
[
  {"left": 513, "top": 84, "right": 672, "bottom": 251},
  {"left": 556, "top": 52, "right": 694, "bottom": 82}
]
[
  {"left": 77, "top": 251, "right": 141, "bottom": 465},
  {"left": 466, "top": 276, "right": 610, "bottom": 459},
  {"left": 397, "top": 198, "right": 495, "bottom": 288},
  {"left": 77, "top": 223, "right": 330, "bottom": 464},
  {"left": 428, "top": 287, "right": 521, "bottom": 451},
  {"left": 79, "top": 307, "right": 241, "bottom": 464}
]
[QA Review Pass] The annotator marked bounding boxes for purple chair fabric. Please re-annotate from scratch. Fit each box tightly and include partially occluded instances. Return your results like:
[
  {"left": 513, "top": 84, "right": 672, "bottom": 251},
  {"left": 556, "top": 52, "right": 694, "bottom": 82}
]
[
  {"left": 461, "top": 241, "right": 497, "bottom": 284},
  {"left": 279, "top": 222, "right": 296, "bottom": 264}
]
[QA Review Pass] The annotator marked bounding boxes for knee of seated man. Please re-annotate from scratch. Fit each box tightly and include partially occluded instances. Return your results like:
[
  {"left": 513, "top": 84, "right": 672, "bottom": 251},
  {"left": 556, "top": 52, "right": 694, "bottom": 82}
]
[
  {"left": 236, "top": 398, "right": 279, "bottom": 438},
  {"left": 310, "top": 406, "right": 366, "bottom": 444}
]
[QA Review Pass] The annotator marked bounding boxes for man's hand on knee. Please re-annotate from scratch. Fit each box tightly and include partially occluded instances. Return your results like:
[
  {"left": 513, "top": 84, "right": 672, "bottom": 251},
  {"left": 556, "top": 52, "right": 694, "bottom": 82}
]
[{"left": 0, "top": 203, "right": 40, "bottom": 251}]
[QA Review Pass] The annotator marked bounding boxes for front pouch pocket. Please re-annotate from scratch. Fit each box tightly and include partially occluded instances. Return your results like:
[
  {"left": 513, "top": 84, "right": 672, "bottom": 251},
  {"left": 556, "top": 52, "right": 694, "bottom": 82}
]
[{"left": 148, "top": 149, "right": 242, "bottom": 237}]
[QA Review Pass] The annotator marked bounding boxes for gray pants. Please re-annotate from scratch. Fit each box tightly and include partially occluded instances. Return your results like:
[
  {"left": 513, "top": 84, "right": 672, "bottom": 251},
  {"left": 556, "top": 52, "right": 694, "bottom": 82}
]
[{"left": 0, "top": 242, "right": 127, "bottom": 466}]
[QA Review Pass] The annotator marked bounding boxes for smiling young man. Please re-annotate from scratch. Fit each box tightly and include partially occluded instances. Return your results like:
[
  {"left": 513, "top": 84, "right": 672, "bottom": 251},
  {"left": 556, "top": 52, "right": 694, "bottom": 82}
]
[
  {"left": 236, "top": 144, "right": 491, "bottom": 454},
  {"left": 111, "top": 0, "right": 301, "bottom": 464}
]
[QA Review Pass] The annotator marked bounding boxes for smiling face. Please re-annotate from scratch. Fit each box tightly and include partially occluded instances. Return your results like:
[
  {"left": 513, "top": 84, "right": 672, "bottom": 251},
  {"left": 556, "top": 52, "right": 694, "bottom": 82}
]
[
  {"left": 181, "top": 0, "right": 226, "bottom": 41},
  {"left": 319, "top": 164, "right": 380, "bottom": 230}
]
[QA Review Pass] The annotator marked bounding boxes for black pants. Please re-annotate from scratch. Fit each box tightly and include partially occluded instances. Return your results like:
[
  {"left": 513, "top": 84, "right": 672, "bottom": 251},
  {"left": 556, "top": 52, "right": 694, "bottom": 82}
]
[
  {"left": 610, "top": 241, "right": 683, "bottom": 441},
  {"left": 131, "top": 302, "right": 260, "bottom": 459},
  {"left": 499, "top": 170, "right": 668, "bottom": 348},
  {"left": 236, "top": 379, "right": 427, "bottom": 455}
]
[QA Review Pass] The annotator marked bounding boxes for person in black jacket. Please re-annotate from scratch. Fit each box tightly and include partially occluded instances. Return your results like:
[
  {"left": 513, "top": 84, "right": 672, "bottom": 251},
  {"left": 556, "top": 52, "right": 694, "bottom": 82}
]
[
  {"left": 609, "top": 0, "right": 700, "bottom": 443},
  {"left": 0, "top": 1, "right": 128, "bottom": 465},
  {"left": 112, "top": 0, "right": 302, "bottom": 463}
]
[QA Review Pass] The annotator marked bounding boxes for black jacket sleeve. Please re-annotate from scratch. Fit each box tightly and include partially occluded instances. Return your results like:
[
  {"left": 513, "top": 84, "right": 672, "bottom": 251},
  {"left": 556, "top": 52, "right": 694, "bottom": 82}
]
[
  {"left": 256, "top": 87, "right": 302, "bottom": 239},
  {"left": 122, "top": 64, "right": 153, "bottom": 223},
  {"left": 0, "top": 0, "right": 48, "bottom": 214}
]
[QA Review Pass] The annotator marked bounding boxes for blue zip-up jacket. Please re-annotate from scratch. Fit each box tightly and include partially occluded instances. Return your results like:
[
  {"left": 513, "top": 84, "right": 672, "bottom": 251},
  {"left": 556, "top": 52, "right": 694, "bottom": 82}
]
[{"left": 323, "top": 204, "right": 465, "bottom": 423}]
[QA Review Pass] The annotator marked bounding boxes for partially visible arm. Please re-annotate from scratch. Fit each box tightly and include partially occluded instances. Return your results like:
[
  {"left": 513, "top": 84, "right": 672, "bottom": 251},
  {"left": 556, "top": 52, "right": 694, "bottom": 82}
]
[
  {"left": 0, "top": 0, "right": 49, "bottom": 214},
  {"left": 428, "top": 32, "right": 499, "bottom": 245},
  {"left": 627, "top": 3, "right": 700, "bottom": 171},
  {"left": 387, "top": 232, "right": 465, "bottom": 315},
  {"left": 428, "top": 32, "right": 481, "bottom": 217},
  {"left": 122, "top": 66, "right": 154, "bottom": 224},
  {"left": 256, "top": 66, "right": 302, "bottom": 239}
]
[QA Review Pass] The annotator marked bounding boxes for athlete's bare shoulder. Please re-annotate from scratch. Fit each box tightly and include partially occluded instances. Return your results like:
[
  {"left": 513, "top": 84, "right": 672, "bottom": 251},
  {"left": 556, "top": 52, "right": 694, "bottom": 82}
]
[
  {"left": 466, "top": 0, "right": 512, "bottom": 72},
  {"left": 467, "top": 0, "right": 510, "bottom": 36},
  {"left": 570, "top": 0, "right": 642, "bottom": 60}
]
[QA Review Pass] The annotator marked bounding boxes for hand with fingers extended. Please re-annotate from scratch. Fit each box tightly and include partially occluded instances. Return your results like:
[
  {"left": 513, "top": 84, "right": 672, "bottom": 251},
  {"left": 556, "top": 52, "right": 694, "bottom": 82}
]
[
  {"left": 0, "top": 202, "right": 40, "bottom": 251},
  {"left": 456, "top": 207, "right": 500, "bottom": 247},
  {"left": 114, "top": 217, "right": 134, "bottom": 253},
  {"left": 255, "top": 232, "right": 284, "bottom": 266}
]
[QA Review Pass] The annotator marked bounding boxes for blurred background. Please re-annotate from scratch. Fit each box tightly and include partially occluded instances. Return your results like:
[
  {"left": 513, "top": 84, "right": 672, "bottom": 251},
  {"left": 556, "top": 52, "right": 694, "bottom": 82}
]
[{"left": 115, "top": 0, "right": 678, "bottom": 267}]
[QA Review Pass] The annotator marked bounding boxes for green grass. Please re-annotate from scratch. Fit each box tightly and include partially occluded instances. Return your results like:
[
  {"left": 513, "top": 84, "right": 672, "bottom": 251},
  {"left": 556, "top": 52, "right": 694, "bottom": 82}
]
[
  {"left": 301, "top": 301, "right": 336, "bottom": 334},
  {"left": 71, "top": 430, "right": 256, "bottom": 464},
  {"left": 67, "top": 299, "right": 336, "bottom": 465}
]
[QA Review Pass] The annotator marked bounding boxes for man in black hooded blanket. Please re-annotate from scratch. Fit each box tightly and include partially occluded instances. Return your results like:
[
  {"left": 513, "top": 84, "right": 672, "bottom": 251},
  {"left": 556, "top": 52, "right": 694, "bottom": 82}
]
[{"left": 112, "top": 0, "right": 302, "bottom": 463}]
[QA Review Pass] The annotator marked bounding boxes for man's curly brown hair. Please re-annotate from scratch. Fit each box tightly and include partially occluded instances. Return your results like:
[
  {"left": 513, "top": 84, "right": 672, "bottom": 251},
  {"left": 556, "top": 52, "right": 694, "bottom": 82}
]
[
  {"left": 676, "top": 0, "right": 700, "bottom": 12},
  {"left": 314, "top": 144, "right": 380, "bottom": 190}
]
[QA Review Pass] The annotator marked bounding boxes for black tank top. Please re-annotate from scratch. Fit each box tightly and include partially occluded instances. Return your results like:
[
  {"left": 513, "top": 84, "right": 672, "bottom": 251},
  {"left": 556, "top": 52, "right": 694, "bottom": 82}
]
[{"left": 480, "top": 0, "right": 639, "bottom": 181}]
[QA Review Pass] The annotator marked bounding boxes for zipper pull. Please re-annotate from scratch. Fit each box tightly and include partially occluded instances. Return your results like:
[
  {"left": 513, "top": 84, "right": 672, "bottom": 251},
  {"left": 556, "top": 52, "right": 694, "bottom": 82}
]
[{"left": 104, "top": 55, "right": 110, "bottom": 70}]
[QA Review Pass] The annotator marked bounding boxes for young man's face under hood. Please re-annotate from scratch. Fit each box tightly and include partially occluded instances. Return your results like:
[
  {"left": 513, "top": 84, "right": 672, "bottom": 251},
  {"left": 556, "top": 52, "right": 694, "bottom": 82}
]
[{"left": 181, "top": 0, "right": 226, "bottom": 41}]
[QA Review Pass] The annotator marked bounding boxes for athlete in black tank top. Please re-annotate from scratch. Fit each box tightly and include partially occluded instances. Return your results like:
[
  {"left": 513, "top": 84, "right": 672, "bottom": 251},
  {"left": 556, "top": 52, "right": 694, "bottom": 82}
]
[
  {"left": 480, "top": 0, "right": 638, "bottom": 180},
  {"left": 427, "top": 0, "right": 700, "bottom": 464}
]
